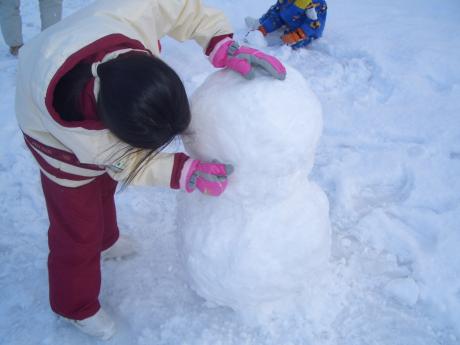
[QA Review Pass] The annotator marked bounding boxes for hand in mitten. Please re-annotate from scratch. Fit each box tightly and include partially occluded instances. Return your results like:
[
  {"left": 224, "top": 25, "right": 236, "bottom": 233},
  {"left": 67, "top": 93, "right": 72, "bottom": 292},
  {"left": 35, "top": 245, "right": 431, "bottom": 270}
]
[
  {"left": 282, "top": 28, "right": 312, "bottom": 48},
  {"left": 180, "top": 159, "right": 234, "bottom": 197},
  {"left": 210, "top": 37, "right": 286, "bottom": 80}
]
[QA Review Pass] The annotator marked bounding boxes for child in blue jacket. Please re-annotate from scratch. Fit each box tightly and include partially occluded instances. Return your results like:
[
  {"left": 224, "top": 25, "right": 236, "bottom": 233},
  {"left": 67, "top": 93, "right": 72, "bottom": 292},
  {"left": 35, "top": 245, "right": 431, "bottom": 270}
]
[{"left": 252, "top": 0, "right": 327, "bottom": 49}]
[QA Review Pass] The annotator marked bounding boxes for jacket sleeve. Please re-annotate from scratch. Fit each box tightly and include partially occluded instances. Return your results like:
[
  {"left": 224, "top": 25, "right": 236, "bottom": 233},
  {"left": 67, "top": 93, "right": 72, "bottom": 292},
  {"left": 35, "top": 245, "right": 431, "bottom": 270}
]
[
  {"left": 153, "top": 0, "right": 233, "bottom": 51},
  {"left": 36, "top": 121, "right": 177, "bottom": 188},
  {"left": 105, "top": 149, "right": 176, "bottom": 187},
  {"left": 105, "top": 150, "right": 189, "bottom": 188}
]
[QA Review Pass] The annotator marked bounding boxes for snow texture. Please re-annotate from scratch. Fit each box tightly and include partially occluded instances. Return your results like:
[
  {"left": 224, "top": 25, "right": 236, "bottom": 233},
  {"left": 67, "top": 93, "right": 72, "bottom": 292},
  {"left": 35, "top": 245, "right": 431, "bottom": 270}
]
[
  {"left": 1, "top": 0, "right": 460, "bottom": 344},
  {"left": 178, "top": 67, "right": 331, "bottom": 321},
  {"left": 384, "top": 277, "right": 420, "bottom": 307},
  {"left": 243, "top": 29, "right": 267, "bottom": 48}
]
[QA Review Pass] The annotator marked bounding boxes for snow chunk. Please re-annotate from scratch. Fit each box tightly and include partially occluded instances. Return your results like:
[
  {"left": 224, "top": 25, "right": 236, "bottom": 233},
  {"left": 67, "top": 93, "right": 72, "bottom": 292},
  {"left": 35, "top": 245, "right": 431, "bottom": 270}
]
[
  {"left": 384, "top": 277, "right": 420, "bottom": 307},
  {"left": 244, "top": 29, "right": 268, "bottom": 48},
  {"left": 177, "top": 66, "right": 331, "bottom": 320}
]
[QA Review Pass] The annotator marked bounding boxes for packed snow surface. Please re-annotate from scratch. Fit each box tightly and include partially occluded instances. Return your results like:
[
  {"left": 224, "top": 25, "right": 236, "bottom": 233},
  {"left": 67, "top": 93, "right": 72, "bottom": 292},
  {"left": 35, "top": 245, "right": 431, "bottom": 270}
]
[
  {"left": 1, "top": 0, "right": 460, "bottom": 344},
  {"left": 178, "top": 67, "right": 331, "bottom": 320}
]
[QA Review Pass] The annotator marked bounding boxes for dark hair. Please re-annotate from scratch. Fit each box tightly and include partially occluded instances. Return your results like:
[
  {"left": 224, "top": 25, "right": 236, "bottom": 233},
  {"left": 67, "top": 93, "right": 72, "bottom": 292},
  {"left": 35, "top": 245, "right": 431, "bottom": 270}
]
[{"left": 54, "top": 53, "right": 191, "bottom": 184}]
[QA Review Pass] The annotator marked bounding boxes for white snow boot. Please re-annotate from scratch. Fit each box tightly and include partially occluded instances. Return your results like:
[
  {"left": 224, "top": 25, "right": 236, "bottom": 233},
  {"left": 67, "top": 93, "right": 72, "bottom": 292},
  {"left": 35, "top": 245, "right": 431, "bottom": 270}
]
[
  {"left": 65, "top": 308, "right": 116, "bottom": 340},
  {"left": 102, "top": 235, "right": 137, "bottom": 261},
  {"left": 245, "top": 16, "right": 260, "bottom": 30}
]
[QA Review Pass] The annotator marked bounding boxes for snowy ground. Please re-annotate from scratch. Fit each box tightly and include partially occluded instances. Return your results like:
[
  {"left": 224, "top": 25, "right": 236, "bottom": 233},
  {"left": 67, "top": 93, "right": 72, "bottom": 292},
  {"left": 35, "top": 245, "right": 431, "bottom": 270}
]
[{"left": 1, "top": 0, "right": 460, "bottom": 344}]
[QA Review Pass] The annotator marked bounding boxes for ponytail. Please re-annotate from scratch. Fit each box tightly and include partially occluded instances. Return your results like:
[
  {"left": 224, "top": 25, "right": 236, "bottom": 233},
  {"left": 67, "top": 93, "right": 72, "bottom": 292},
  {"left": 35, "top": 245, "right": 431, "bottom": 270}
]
[{"left": 53, "top": 62, "right": 92, "bottom": 121}]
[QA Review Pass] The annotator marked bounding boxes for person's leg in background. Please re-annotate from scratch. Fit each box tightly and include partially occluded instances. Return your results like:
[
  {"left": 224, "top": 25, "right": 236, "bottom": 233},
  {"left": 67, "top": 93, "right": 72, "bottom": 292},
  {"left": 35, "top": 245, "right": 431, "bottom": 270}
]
[
  {"left": 0, "top": 0, "right": 23, "bottom": 55},
  {"left": 38, "top": 0, "right": 62, "bottom": 30}
]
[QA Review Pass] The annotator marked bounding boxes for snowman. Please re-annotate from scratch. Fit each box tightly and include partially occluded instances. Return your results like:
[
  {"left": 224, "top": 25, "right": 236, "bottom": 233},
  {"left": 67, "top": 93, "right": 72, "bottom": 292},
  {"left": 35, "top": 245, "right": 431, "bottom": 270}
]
[{"left": 177, "top": 65, "right": 331, "bottom": 321}]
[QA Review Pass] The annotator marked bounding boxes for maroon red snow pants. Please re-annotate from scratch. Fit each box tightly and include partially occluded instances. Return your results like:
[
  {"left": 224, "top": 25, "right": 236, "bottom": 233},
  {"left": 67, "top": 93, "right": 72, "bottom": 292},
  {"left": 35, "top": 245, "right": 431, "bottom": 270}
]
[{"left": 40, "top": 172, "right": 119, "bottom": 320}]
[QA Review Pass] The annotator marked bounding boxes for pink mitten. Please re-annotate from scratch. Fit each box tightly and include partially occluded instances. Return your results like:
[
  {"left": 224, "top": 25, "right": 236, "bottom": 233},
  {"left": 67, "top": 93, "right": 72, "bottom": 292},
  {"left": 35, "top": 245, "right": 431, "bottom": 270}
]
[
  {"left": 210, "top": 37, "right": 286, "bottom": 80},
  {"left": 180, "top": 159, "right": 234, "bottom": 196}
]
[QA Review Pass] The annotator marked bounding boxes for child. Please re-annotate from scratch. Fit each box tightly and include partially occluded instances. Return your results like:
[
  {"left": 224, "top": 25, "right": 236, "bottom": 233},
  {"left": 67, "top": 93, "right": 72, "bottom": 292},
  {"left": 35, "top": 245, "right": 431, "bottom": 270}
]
[
  {"left": 15, "top": 0, "right": 286, "bottom": 340},
  {"left": 249, "top": 0, "right": 328, "bottom": 48}
]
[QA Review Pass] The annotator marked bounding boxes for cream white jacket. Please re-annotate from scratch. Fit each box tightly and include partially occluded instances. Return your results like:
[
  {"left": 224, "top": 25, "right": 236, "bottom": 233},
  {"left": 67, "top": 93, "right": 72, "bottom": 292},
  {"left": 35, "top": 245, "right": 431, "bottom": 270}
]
[{"left": 15, "top": 0, "right": 232, "bottom": 187}]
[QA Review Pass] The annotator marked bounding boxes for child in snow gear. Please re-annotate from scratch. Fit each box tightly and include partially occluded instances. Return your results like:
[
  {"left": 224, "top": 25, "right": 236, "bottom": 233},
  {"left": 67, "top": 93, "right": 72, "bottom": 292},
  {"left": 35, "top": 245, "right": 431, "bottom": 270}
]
[
  {"left": 15, "top": 0, "right": 286, "bottom": 340},
  {"left": 256, "top": 0, "right": 327, "bottom": 48}
]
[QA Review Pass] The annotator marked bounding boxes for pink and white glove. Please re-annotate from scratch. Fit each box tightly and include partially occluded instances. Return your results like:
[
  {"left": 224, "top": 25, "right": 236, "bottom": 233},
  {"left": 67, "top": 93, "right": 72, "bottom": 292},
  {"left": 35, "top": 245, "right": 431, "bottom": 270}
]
[
  {"left": 210, "top": 37, "right": 286, "bottom": 80},
  {"left": 180, "top": 159, "right": 234, "bottom": 197}
]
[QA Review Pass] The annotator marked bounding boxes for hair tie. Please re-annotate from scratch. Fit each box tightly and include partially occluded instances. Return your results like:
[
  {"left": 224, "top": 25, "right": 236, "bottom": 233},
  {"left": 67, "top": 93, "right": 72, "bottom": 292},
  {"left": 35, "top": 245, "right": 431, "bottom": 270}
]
[
  {"left": 91, "top": 48, "right": 151, "bottom": 100},
  {"left": 91, "top": 61, "right": 101, "bottom": 78}
]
